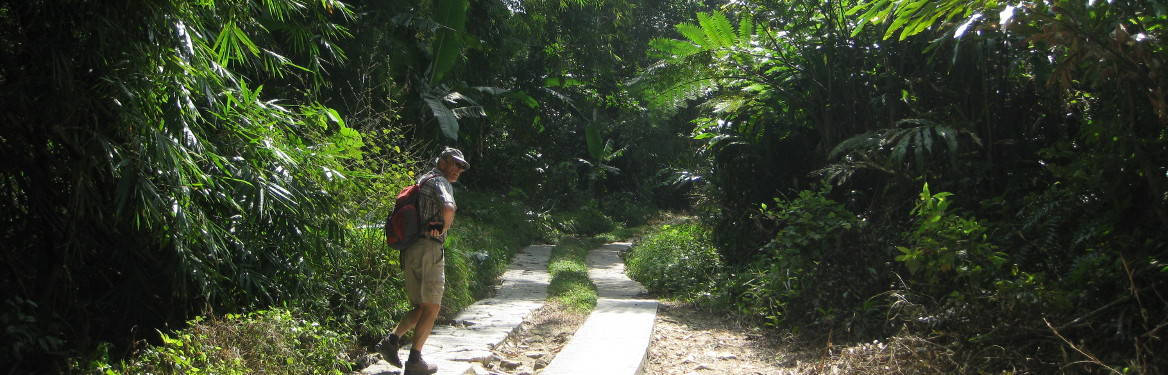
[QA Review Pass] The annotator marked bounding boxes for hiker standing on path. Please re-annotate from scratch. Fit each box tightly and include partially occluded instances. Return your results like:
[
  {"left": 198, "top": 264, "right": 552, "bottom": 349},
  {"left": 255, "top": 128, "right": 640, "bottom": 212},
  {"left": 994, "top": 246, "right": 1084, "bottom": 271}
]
[{"left": 378, "top": 147, "right": 470, "bottom": 375}]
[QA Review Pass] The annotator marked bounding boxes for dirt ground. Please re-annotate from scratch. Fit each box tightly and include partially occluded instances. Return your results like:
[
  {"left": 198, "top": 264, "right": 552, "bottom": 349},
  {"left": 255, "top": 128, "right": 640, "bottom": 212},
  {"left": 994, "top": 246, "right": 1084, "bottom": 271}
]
[
  {"left": 473, "top": 299, "right": 941, "bottom": 375},
  {"left": 644, "top": 301, "right": 805, "bottom": 375},
  {"left": 483, "top": 303, "right": 588, "bottom": 375},
  {"left": 480, "top": 300, "right": 806, "bottom": 375},
  {"left": 645, "top": 301, "right": 956, "bottom": 375}
]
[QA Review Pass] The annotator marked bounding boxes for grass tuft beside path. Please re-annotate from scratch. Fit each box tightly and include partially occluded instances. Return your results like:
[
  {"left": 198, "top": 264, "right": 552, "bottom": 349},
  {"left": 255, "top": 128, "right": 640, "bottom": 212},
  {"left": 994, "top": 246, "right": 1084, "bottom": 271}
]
[{"left": 546, "top": 237, "right": 605, "bottom": 313}]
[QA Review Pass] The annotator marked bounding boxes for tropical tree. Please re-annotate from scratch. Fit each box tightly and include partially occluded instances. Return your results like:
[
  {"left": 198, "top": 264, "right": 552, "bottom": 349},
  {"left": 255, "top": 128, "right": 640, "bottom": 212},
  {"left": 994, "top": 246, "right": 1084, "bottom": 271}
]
[{"left": 634, "top": 0, "right": 1168, "bottom": 372}]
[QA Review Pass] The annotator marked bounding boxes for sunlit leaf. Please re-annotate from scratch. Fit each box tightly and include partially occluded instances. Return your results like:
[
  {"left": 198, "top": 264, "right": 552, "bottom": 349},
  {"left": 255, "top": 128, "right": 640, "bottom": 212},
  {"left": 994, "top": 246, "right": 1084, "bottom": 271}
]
[
  {"left": 999, "top": 5, "right": 1015, "bottom": 27},
  {"left": 954, "top": 13, "right": 983, "bottom": 39}
]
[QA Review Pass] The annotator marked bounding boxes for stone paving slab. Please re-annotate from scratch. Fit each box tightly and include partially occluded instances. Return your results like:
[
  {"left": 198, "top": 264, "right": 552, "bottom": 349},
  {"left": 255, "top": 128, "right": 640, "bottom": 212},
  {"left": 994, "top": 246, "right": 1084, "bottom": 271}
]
[
  {"left": 360, "top": 245, "right": 553, "bottom": 375},
  {"left": 540, "top": 242, "right": 659, "bottom": 375}
]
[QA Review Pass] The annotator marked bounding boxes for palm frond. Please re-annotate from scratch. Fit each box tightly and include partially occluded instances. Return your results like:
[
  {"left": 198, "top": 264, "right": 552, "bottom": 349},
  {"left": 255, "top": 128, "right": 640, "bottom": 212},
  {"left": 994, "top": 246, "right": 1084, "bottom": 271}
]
[{"left": 831, "top": 130, "right": 883, "bottom": 159}]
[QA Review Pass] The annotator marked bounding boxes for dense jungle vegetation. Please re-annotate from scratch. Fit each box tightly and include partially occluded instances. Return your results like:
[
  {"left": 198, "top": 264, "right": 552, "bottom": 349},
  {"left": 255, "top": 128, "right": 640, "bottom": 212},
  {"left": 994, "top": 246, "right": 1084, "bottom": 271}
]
[{"left": 1, "top": 0, "right": 1165, "bottom": 373}]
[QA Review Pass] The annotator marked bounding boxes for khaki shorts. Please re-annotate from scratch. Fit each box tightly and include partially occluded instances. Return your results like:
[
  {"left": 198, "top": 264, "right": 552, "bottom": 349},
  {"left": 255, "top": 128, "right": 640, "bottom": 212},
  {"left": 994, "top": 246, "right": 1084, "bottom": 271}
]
[{"left": 399, "top": 238, "right": 445, "bottom": 305}]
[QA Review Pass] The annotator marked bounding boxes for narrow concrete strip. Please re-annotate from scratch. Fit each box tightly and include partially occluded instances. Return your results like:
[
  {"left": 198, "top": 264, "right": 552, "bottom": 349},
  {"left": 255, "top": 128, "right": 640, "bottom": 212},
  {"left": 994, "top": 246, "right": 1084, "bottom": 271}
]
[
  {"left": 361, "top": 244, "right": 553, "bottom": 375},
  {"left": 541, "top": 242, "right": 659, "bottom": 375}
]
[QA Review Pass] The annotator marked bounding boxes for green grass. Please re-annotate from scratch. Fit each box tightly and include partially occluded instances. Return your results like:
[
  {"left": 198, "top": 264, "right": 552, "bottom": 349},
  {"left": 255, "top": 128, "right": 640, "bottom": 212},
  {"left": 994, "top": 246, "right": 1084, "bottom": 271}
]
[
  {"left": 547, "top": 237, "right": 603, "bottom": 312},
  {"left": 594, "top": 225, "right": 643, "bottom": 243},
  {"left": 546, "top": 221, "right": 653, "bottom": 313}
]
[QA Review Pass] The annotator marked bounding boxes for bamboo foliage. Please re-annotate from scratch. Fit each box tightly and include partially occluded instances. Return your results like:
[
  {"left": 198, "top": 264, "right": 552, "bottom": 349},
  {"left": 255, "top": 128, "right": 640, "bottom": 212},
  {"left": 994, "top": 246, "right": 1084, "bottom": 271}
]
[{"left": 0, "top": 0, "right": 363, "bottom": 368}]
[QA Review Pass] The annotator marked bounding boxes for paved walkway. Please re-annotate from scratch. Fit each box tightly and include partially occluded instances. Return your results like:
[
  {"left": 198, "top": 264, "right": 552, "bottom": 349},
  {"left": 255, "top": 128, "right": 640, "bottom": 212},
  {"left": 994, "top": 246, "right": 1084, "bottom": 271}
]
[
  {"left": 361, "top": 245, "right": 553, "bottom": 375},
  {"left": 541, "top": 242, "right": 659, "bottom": 375},
  {"left": 359, "top": 242, "right": 658, "bottom": 375}
]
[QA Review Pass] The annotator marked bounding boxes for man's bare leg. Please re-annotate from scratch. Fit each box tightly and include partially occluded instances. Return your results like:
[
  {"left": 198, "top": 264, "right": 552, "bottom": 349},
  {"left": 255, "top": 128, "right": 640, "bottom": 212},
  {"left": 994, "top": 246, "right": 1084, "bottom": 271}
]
[
  {"left": 410, "top": 303, "right": 441, "bottom": 350},
  {"left": 402, "top": 302, "right": 442, "bottom": 374},
  {"left": 393, "top": 307, "right": 423, "bottom": 337}
]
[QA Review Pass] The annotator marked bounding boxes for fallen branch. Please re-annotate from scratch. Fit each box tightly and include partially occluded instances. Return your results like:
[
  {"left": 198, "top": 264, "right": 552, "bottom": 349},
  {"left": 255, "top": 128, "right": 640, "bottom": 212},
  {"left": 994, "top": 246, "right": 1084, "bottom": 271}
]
[{"left": 1043, "top": 317, "right": 1122, "bottom": 375}]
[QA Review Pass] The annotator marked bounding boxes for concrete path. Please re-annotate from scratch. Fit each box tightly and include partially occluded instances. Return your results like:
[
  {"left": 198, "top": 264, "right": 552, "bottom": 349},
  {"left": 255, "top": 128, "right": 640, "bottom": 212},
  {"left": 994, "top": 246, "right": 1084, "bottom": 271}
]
[
  {"left": 540, "top": 242, "right": 659, "bottom": 375},
  {"left": 361, "top": 245, "right": 553, "bottom": 375},
  {"left": 359, "top": 242, "right": 658, "bottom": 375}
]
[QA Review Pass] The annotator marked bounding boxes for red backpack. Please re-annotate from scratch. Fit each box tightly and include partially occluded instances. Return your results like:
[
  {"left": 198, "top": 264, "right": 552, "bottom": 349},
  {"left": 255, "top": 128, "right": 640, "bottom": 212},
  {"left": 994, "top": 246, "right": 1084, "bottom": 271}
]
[{"left": 384, "top": 175, "right": 436, "bottom": 250}]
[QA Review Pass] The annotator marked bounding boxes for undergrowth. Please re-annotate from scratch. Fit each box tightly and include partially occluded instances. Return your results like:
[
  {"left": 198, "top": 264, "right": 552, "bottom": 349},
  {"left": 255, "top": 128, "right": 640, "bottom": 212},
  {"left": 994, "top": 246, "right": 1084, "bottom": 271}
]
[
  {"left": 624, "top": 218, "right": 722, "bottom": 298},
  {"left": 95, "top": 309, "right": 352, "bottom": 375}
]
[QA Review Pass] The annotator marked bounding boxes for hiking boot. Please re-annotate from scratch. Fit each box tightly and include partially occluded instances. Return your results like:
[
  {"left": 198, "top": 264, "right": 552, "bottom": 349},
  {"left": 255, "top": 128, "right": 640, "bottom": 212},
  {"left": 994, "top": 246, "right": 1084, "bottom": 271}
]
[
  {"left": 375, "top": 334, "right": 402, "bottom": 368},
  {"left": 404, "top": 350, "right": 438, "bottom": 375}
]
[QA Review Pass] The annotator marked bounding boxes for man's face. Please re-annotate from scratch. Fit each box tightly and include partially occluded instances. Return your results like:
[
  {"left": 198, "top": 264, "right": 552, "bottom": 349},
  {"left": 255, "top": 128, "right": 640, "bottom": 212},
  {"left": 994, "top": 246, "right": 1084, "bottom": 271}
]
[{"left": 440, "top": 158, "right": 467, "bottom": 182}]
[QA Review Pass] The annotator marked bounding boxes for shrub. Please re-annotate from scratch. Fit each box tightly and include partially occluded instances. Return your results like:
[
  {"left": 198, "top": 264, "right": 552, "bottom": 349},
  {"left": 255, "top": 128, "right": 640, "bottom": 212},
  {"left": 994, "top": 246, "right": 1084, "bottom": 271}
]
[
  {"left": 895, "top": 183, "right": 1006, "bottom": 294},
  {"left": 299, "top": 227, "right": 412, "bottom": 344},
  {"left": 625, "top": 219, "right": 722, "bottom": 296},
  {"left": 736, "top": 190, "right": 873, "bottom": 329},
  {"left": 112, "top": 309, "right": 352, "bottom": 374}
]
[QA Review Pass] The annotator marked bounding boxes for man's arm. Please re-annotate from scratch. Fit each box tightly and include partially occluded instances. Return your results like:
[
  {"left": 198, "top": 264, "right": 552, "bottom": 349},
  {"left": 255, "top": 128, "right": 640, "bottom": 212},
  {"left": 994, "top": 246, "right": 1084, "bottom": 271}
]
[
  {"left": 439, "top": 203, "right": 456, "bottom": 236},
  {"left": 428, "top": 203, "right": 456, "bottom": 238}
]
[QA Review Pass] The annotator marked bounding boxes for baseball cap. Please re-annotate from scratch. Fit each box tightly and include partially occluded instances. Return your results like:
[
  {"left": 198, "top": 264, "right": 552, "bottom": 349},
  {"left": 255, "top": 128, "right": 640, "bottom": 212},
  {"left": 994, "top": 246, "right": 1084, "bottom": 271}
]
[{"left": 439, "top": 147, "right": 470, "bottom": 170}]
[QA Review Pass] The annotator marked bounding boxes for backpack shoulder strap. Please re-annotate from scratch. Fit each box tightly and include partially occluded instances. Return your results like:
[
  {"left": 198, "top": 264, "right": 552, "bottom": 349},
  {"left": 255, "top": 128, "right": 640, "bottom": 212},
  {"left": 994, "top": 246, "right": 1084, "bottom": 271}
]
[{"left": 418, "top": 174, "right": 438, "bottom": 186}]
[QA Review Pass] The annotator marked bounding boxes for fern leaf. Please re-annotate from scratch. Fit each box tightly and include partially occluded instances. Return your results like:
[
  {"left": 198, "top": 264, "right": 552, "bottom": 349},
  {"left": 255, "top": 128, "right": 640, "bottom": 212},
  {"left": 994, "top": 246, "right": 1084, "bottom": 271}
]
[
  {"left": 632, "top": 50, "right": 719, "bottom": 112},
  {"left": 938, "top": 126, "right": 959, "bottom": 165},
  {"left": 697, "top": 11, "right": 736, "bottom": 48},
  {"left": 738, "top": 14, "right": 754, "bottom": 45},
  {"left": 912, "top": 128, "right": 926, "bottom": 173},
  {"left": 921, "top": 126, "right": 935, "bottom": 156},
  {"left": 648, "top": 38, "right": 700, "bottom": 58},
  {"left": 675, "top": 23, "right": 710, "bottom": 48},
  {"left": 895, "top": 118, "right": 938, "bottom": 128},
  {"left": 452, "top": 106, "right": 486, "bottom": 119},
  {"left": 706, "top": 95, "right": 747, "bottom": 114}
]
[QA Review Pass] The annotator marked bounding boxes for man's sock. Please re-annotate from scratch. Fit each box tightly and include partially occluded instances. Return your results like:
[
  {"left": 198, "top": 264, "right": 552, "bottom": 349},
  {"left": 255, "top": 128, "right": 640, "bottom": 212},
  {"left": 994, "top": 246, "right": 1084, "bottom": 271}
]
[{"left": 409, "top": 349, "right": 422, "bottom": 361}]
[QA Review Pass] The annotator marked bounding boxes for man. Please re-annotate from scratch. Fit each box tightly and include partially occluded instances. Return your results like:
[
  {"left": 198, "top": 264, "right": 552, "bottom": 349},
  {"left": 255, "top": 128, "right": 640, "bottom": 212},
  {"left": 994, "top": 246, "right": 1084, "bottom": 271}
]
[{"left": 377, "top": 147, "right": 469, "bottom": 375}]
